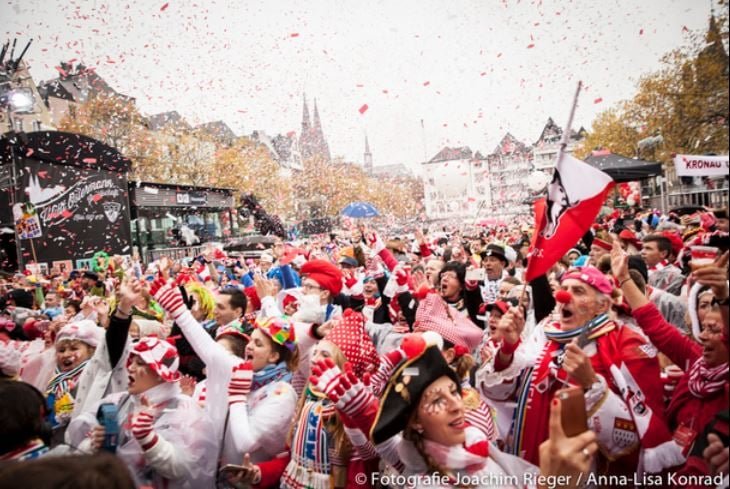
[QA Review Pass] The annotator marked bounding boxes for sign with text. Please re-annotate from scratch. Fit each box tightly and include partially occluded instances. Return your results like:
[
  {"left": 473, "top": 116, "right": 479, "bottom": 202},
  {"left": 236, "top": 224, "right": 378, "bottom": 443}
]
[
  {"left": 17, "top": 158, "right": 132, "bottom": 263},
  {"left": 673, "top": 154, "right": 729, "bottom": 177}
]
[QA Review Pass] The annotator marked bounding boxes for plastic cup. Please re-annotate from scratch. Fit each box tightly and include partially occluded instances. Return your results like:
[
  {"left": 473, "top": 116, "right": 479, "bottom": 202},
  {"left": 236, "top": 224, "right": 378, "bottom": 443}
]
[{"left": 690, "top": 245, "right": 719, "bottom": 271}]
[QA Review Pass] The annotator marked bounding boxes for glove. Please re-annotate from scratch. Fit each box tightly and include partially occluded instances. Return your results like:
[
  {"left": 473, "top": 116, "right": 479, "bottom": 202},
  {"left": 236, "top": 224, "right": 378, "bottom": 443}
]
[
  {"left": 366, "top": 232, "right": 385, "bottom": 254},
  {"left": 131, "top": 409, "right": 158, "bottom": 451},
  {"left": 229, "top": 361, "right": 254, "bottom": 405},
  {"left": 309, "top": 358, "right": 342, "bottom": 398},
  {"left": 149, "top": 277, "right": 187, "bottom": 321},
  {"left": 332, "top": 362, "right": 375, "bottom": 418}
]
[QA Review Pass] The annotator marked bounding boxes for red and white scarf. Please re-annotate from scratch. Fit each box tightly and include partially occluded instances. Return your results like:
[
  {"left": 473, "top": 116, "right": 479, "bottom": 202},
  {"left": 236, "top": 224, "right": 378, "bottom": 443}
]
[
  {"left": 648, "top": 259, "right": 670, "bottom": 273},
  {"left": 422, "top": 426, "right": 489, "bottom": 475},
  {"left": 688, "top": 359, "right": 729, "bottom": 398}
]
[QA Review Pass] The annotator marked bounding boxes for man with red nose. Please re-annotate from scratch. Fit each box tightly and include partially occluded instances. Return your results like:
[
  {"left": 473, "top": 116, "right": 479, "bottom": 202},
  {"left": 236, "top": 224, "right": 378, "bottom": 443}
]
[{"left": 476, "top": 266, "right": 683, "bottom": 477}]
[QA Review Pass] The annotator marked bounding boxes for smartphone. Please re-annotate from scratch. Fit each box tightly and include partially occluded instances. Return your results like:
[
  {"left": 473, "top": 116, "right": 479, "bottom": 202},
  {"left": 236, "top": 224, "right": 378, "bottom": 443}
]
[
  {"left": 465, "top": 268, "right": 486, "bottom": 282},
  {"left": 96, "top": 403, "right": 119, "bottom": 454},
  {"left": 218, "top": 464, "right": 248, "bottom": 476},
  {"left": 557, "top": 386, "right": 588, "bottom": 437}
]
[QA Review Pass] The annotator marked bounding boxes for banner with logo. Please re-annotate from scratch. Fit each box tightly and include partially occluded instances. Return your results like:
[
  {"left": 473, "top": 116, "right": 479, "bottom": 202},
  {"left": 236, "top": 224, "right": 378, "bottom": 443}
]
[
  {"left": 673, "top": 154, "right": 729, "bottom": 177},
  {"left": 13, "top": 202, "right": 43, "bottom": 239},
  {"left": 16, "top": 158, "right": 132, "bottom": 263}
]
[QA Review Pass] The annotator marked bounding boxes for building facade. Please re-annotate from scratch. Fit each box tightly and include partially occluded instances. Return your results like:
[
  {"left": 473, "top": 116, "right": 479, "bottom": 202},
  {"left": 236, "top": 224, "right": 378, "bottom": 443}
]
[
  {"left": 486, "top": 133, "right": 534, "bottom": 219},
  {"left": 422, "top": 147, "right": 491, "bottom": 221}
]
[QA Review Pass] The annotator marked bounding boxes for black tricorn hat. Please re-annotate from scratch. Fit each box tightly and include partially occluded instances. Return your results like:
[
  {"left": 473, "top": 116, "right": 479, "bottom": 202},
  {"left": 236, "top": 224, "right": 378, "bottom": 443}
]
[{"left": 370, "top": 344, "right": 460, "bottom": 445}]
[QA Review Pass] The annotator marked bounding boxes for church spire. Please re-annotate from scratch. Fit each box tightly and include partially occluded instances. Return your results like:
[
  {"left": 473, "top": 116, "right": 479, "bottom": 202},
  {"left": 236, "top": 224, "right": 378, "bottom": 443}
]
[
  {"left": 312, "top": 98, "right": 322, "bottom": 132},
  {"left": 364, "top": 134, "right": 373, "bottom": 174},
  {"left": 302, "top": 93, "right": 311, "bottom": 132}
]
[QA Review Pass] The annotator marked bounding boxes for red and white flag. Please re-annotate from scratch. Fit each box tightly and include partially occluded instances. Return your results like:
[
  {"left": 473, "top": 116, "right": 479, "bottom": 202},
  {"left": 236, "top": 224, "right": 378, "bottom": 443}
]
[{"left": 525, "top": 154, "right": 614, "bottom": 281}]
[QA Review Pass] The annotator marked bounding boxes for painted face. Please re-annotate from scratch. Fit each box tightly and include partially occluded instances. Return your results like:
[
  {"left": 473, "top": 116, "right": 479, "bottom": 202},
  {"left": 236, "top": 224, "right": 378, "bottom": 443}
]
[
  {"left": 412, "top": 376, "right": 465, "bottom": 447},
  {"left": 698, "top": 308, "right": 729, "bottom": 367},
  {"left": 127, "top": 355, "right": 164, "bottom": 395},
  {"left": 558, "top": 279, "right": 607, "bottom": 330},
  {"left": 641, "top": 241, "right": 665, "bottom": 268},
  {"left": 439, "top": 271, "right": 462, "bottom": 301},
  {"left": 55, "top": 340, "right": 93, "bottom": 372},
  {"left": 245, "top": 328, "right": 279, "bottom": 371}
]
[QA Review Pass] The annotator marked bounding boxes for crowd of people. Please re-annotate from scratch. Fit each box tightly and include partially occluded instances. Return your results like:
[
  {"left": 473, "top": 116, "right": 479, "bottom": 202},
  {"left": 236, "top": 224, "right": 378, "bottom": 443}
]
[{"left": 0, "top": 204, "right": 728, "bottom": 489}]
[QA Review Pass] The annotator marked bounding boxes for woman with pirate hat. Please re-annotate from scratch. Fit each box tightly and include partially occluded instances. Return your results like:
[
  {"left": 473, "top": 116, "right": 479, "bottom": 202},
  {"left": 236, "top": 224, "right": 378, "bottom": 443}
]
[{"left": 308, "top": 333, "right": 599, "bottom": 488}]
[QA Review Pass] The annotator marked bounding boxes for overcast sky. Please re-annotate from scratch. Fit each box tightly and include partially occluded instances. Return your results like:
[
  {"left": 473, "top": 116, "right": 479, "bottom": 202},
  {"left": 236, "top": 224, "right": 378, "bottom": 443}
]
[{"left": 2, "top": 0, "right": 716, "bottom": 172}]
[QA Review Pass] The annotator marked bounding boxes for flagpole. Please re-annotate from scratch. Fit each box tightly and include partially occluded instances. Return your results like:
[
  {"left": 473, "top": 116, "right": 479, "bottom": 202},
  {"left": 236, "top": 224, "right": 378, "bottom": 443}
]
[{"left": 520, "top": 81, "right": 583, "bottom": 308}]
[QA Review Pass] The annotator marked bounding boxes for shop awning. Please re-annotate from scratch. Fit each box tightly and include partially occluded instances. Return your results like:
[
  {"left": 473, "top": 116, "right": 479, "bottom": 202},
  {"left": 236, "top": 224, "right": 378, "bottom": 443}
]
[{"left": 584, "top": 151, "right": 662, "bottom": 182}]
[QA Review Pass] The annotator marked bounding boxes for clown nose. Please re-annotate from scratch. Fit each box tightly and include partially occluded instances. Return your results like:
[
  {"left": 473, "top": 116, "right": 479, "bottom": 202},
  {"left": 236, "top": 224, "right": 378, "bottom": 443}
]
[{"left": 555, "top": 290, "right": 572, "bottom": 304}]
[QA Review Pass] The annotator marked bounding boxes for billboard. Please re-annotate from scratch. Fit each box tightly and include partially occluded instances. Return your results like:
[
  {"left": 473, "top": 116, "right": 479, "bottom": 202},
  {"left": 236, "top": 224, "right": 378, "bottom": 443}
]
[{"left": 16, "top": 158, "right": 132, "bottom": 263}]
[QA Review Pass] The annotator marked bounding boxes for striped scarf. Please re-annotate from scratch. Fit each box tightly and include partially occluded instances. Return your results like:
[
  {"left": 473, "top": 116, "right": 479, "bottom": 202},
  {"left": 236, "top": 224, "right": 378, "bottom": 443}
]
[
  {"left": 688, "top": 359, "right": 729, "bottom": 398},
  {"left": 46, "top": 360, "right": 88, "bottom": 399},
  {"left": 0, "top": 439, "right": 49, "bottom": 461},
  {"left": 543, "top": 313, "right": 613, "bottom": 344},
  {"left": 251, "top": 361, "right": 292, "bottom": 392}
]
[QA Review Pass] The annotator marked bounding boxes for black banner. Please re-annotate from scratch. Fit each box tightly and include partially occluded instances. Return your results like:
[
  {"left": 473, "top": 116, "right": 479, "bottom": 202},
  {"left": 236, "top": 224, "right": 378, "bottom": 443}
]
[{"left": 17, "top": 158, "right": 132, "bottom": 264}]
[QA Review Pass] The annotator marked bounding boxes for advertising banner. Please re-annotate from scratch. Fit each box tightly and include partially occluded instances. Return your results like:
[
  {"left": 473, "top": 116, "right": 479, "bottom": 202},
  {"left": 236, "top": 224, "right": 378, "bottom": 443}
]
[
  {"left": 16, "top": 158, "right": 132, "bottom": 262},
  {"left": 673, "top": 154, "right": 729, "bottom": 177}
]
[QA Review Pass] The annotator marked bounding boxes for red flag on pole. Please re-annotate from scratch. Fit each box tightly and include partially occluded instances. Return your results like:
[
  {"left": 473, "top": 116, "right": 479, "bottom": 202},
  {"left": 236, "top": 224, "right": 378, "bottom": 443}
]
[{"left": 525, "top": 153, "right": 614, "bottom": 282}]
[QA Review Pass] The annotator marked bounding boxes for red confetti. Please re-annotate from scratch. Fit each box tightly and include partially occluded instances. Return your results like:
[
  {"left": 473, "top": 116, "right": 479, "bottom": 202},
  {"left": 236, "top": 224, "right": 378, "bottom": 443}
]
[
  {"left": 290, "top": 33, "right": 299, "bottom": 37},
  {"left": 639, "top": 29, "right": 644, "bottom": 35},
  {"left": 25, "top": 148, "right": 34, "bottom": 157},
  {"left": 594, "top": 97, "right": 603, "bottom": 104},
  {"left": 682, "top": 26, "right": 689, "bottom": 32},
  {"left": 83, "top": 157, "right": 97, "bottom": 164},
  {"left": 61, "top": 210, "right": 73, "bottom": 218},
  {"left": 358, "top": 104, "right": 369, "bottom": 114},
  {"left": 423, "top": 81, "right": 430, "bottom": 86},
  {"left": 160, "top": 3, "right": 169, "bottom": 11},
  {"left": 92, "top": 194, "right": 103, "bottom": 203},
  {"left": 527, "top": 43, "right": 535, "bottom": 49},
  {"left": 38, "top": 171, "right": 48, "bottom": 178}
]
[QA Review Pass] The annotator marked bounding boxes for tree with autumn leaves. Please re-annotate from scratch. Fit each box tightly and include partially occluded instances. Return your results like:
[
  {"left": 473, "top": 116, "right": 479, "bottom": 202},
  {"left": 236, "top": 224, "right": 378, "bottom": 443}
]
[
  {"left": 577, "top": 11, "right": 729, "bottom": 175},
  {"left": 58, "top": 93, "right": 161, "bottom": 181},
  {"left": 59, "top": 93, "right": 423, "bottom": 224}
]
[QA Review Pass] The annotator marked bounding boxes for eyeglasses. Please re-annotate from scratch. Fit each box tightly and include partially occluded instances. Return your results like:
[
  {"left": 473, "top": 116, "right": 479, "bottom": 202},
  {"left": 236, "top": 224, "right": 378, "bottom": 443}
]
[{"left": 301, "top": 282, "right": 321, "bottom": 291}]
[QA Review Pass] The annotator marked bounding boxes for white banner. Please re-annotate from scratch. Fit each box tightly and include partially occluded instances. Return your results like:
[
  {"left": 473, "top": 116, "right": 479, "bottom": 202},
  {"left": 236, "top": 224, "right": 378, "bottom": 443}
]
[{"left": 674, "top": 154, "right": 729, "bottom": 177}]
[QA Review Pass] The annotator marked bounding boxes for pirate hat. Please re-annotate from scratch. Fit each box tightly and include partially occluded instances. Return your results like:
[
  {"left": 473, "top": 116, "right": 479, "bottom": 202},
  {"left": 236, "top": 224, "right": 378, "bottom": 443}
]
[{"left": 371, "top": 344, "right": 460, "bottom": 445}]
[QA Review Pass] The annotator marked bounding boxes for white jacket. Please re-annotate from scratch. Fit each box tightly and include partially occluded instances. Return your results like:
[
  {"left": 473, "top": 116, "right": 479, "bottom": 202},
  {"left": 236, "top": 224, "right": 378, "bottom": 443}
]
[{"left": 67, "top": 382, "right": 217, "bottom": 489}]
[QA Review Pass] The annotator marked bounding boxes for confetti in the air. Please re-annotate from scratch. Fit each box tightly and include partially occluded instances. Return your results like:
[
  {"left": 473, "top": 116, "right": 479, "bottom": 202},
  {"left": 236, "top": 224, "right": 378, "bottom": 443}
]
[
  {"left": 160, "top": 2, "right": 169, "bottom": 11},
  {"left": 594, "top": 97, "right": 603, "bottom": 104},
  {"left": 359, "top": 104, "right": 369, "bottom": 114}
]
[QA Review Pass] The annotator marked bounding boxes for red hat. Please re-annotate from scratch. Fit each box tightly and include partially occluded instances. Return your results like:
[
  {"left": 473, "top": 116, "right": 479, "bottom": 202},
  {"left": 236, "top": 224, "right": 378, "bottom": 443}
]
[
  {"left": 327, "top": 309, "right": 379, "bottom": 377},
  {"left": 413, "top": 293, "right": 482, "bottom": 351},
  {"left": 661, "top": 231, "right": 684, "bottom": 257},
  {"left": 591, "top": 238, "right": 612, "bottom": 251},
  {"left": 243, "top": 286, "right": 261, "bottom": 312},
  {"left": 300, "top": 259, "right": 343, "bottom": 296},
  {"left": 618, "top": 229, "right": 639, "bottom": 247},
  {"left": 128, "top": 337, "right": 181, "bottom": 382}
]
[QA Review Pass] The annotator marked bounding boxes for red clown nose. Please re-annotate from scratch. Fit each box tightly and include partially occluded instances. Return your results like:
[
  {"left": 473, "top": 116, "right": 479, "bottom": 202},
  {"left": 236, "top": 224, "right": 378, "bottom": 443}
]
[{"left": 555, "top": 290, "right": 572, "bottom": 304}]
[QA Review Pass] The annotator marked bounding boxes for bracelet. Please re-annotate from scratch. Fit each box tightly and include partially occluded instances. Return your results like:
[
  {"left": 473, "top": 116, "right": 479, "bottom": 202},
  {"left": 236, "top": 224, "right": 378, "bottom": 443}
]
[
  {"left": 619, "top": 277, "right": 633, "bottom": 287},
  {"left": 116, "top": 305, "right": 133, "bottom": 317}
]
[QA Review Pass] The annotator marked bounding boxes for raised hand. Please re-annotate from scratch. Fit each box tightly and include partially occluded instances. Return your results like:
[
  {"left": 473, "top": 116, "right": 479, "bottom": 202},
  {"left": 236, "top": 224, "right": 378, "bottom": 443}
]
[
  {"left": 331, "top": 362, "right": 375, "bottom": 417},
  {"left": 538, "top": 396, "right": 597, "bottom": 487},
  {"left": 228, "top": 362, "right": 254, "bottom": 405},
  {"left": 131, "top": 396, "right": 159, "bottom": 451},
  {"left": 148, "top": 277, "right": 187, "bottom": 321},
  {"left": 562, "top": 339, "right": 598, "bottom": 390},
  {"left": 309, "top": 358, "right": 343, "bottom": 398}
]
